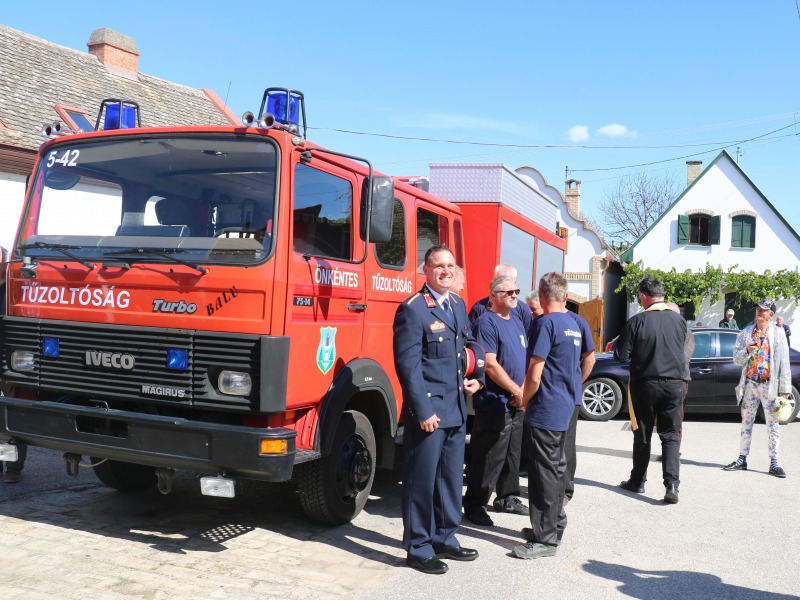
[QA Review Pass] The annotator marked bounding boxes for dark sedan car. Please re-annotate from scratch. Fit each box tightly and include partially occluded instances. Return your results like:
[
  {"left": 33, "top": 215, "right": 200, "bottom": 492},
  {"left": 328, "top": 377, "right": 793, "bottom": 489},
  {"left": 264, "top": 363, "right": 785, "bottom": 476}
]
[{"left": 581, "top": 327, "right": 800, "bottom": 424}]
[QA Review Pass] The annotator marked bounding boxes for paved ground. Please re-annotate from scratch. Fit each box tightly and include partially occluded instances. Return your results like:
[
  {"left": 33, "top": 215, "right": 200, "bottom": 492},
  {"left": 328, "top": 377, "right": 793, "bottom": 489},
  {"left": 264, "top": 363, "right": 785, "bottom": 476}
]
[{"left": 0, "top": 416, "right": 797, "bottom": 599}]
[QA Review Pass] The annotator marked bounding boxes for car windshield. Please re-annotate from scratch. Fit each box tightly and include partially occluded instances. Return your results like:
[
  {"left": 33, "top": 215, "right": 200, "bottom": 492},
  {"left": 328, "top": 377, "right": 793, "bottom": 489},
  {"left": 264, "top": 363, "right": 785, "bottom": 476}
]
[{"left": 17, "top": 135, "right": 278, "bottom": 266}]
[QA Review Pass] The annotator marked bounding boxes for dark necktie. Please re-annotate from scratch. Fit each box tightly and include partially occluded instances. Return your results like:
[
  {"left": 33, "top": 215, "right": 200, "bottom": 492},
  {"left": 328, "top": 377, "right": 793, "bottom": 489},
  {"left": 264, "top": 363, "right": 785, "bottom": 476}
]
[{"left": 441, "top": 298, "right": 453, "bottom": 325}]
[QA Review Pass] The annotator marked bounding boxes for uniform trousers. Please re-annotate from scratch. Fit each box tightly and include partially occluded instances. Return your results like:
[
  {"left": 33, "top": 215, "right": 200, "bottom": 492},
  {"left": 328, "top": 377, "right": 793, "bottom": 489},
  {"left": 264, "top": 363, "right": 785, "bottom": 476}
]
[
  {"left": 523, "top": 424, "right": 568, "bottom": 546},
  {"left": 402, "top": 422, "right": 466, "bottom": 560},
  {"left": 629, "top": 378, "right": 683, "bottom": 487},
  {"left": 563, "top": 405, "right": 580, "bottom": 501},
  {"left": 463, "top": 408, "right": 523, "bottom": 510}
]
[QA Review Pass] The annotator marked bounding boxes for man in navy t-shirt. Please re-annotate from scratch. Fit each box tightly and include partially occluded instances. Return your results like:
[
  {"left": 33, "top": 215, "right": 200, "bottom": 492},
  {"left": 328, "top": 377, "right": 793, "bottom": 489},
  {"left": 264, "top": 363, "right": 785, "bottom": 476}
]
[
  {"left": 463, "top": 274, "right": 529, "bottom": 526},
  {"left": 513, "top": 272, "right": 584, "bottom": 560}
]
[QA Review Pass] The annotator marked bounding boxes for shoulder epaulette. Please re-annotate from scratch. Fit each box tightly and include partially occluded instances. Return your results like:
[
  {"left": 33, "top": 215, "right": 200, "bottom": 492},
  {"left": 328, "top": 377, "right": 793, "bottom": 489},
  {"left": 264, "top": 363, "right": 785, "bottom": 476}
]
[{"left": 406, "top": 293, "right": 421, "bottom": 305}]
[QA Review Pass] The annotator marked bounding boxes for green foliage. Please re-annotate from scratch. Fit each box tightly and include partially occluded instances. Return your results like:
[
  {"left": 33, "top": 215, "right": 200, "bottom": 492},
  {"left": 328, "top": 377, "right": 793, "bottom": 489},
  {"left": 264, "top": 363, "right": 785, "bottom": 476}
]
[{"left": 617, "top": 262, "right": 800, "bottom": 311}]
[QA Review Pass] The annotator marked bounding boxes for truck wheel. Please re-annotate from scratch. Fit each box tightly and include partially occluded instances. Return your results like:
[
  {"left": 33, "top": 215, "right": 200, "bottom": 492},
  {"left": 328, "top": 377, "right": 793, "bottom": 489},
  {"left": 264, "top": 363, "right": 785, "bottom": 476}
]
[
  {"left": 297, "top": 410, "right": 376, "bottom": 525},
  {"left": 92, "top": 459, "right": 157, "bottom": 492}
]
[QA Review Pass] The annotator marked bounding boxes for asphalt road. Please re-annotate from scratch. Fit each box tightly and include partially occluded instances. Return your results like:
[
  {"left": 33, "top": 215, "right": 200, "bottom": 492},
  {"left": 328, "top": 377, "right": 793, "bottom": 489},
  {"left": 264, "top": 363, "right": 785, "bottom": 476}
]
[{"left": 0, "top": 415, "right": 798, "bottom": 599}]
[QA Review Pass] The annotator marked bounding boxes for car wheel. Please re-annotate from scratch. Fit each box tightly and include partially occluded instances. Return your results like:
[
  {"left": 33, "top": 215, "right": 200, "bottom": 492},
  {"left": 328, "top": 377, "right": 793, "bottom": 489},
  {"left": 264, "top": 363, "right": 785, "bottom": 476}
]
[
  {"left": 779, "top": 385, "right": 800, "bottom": 424},
  {"left": 755, "top": 385, "right": 800, "bottom": 425},
  {"left": 581, "top": 378, "right": 623, "bottom": 421}
]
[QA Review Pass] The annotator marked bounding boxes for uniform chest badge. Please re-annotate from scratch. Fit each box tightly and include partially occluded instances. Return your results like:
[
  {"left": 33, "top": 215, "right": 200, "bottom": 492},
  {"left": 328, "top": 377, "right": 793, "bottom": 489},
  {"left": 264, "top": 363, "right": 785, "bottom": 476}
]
[{"left": 430, "top": 321, "right": 446, "bottom": 332}]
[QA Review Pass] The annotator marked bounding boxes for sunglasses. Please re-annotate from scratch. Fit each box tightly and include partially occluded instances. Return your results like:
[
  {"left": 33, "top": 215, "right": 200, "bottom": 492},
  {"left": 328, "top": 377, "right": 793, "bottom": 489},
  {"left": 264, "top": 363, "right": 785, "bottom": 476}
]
[{"left": 492, "top": 289, "right": 520, "bottom": 297}]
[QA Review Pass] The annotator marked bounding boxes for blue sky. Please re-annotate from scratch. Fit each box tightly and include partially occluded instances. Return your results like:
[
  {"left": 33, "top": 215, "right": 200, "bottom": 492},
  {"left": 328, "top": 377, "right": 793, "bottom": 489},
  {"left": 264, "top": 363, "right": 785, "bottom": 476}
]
[{"left": 4, "top": 2, "right": 800, "bottom": 233}]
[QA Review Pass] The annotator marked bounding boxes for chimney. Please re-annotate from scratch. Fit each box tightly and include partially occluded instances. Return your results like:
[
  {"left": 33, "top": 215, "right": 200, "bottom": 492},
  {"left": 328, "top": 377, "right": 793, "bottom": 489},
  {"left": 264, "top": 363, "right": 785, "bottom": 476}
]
[
  {"left": 87, "top": 28, "right": 139, "bottom": 79},
  {"left": 686, "top": 161, "right": 702, "bottom": 187},
  {"left": 565, "top": 179, "right": 581, "bottom": 214}
]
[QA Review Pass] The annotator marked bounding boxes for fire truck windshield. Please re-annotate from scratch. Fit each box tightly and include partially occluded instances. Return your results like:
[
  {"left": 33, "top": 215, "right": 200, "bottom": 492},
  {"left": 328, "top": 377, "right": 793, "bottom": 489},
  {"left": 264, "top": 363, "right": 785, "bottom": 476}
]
[{"left": 17, "top": 135, "right": 278, "bottom": 266}]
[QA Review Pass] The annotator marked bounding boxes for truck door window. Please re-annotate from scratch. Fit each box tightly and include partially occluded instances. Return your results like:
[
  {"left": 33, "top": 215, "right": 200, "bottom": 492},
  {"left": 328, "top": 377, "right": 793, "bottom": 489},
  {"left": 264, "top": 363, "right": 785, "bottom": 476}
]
[
  {"left": 293, "top": 164, "right": 353, "bottom": 260},
  {"left": 416, "top": 208, "right": 448, "bottom": 272},
  {"left": 375, "top": 198, "right": 406, "bottom": 268}
]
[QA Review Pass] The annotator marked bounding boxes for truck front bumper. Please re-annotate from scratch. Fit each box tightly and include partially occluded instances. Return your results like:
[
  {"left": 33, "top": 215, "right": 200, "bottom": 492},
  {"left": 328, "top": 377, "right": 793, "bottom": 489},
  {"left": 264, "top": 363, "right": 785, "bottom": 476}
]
[{"left": 0, "top": 396, "right": 297, "bottom": 482}]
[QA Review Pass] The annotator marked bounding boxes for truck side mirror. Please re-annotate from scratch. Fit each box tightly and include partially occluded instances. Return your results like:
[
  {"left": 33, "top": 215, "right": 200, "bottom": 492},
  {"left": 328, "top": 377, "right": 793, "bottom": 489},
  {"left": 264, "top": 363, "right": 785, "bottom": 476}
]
[{"left": 360, "top": 176, "right": 394, "bottom": 243}]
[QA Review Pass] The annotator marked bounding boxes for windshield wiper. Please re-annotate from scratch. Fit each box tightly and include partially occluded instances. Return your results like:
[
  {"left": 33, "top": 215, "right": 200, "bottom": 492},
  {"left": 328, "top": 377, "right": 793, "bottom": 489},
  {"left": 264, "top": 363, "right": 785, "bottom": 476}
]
[
  {"left": 17, "top": 242, "right": 97, "bottom": 271},
  {"left": 104, "top": 248, "right": 208, "bottom": 275}
]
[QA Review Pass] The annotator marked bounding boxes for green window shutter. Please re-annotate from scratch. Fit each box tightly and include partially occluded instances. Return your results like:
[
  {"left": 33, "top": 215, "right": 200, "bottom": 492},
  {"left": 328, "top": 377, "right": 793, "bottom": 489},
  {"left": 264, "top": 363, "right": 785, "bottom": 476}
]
[
  {"left": 677, "top": 215, "right": 689, "bottom": 244},
  {"left": 743, "top": 216, "right": 755, "bottom": 248},
  {"left": 731, "top": 217, "right": 743, "bottom": 247},
  {"left": 710, "top": 215, "right": 721, "bottom": 245}
]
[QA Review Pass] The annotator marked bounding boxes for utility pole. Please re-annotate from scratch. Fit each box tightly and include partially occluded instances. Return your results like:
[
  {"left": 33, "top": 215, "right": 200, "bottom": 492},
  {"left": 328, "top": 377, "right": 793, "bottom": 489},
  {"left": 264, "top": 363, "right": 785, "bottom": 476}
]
[{"left": 736, "top": 146, "right": 741, "bottom": 164}]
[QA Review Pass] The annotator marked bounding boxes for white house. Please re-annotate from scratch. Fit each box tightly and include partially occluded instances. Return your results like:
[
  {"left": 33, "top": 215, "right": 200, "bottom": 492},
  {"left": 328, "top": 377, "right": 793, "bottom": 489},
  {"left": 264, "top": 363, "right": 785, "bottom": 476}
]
[{"left": 619, "top": 151, "right": 800, "bottom": 346}]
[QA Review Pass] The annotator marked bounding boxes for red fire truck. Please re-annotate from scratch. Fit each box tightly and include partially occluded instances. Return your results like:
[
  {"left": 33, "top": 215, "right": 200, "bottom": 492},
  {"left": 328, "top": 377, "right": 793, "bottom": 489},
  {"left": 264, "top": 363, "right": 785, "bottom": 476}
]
[{"left": 0, "top": 89, "right": 481, "bottom": 524}]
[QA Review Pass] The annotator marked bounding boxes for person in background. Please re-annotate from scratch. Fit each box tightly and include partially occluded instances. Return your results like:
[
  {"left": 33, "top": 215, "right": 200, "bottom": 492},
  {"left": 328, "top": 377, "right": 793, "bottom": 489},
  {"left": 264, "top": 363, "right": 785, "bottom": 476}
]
[
  {"left": 615, "top": 276, "right": 687, "bottom": 504},
  {"left": 469, "top": 265, "right": 532, "bottom": 333},
  {"left": 463, "top": 274, "right": 528, "bottom": 526},
  {"left": 393, "top": 245, "right": 482, "bottom": 575},
  {"left": 525, "top": 291, "right": 544, "bottom": 318},
  {"left": 0, "top": 246, "right": 27, "bottom": 484},
  {"left": 694, "top": 321, "right": 703, "bottom": 327},
  {"left": 776, "top": 315, "right": 791, "bottom": 348},
  {"left": 514, "top": 273, "right": 584, "bottom": 560},
  {"left": 719, "top": 309, "right": 738, "bottom": 329},
  {"left": 452, "top": 265, "right": 466, "bottom": 296},
  {"left": 723, "top": 298, "right": 790, "bottom": 478}
]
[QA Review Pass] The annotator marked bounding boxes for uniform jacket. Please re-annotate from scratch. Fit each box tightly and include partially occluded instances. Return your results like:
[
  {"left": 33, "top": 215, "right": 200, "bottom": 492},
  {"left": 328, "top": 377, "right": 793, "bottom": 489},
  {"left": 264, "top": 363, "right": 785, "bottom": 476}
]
[
  {"left": 733, "top": 322, "right": 791, "bottom": 402},
  {"left": 393, "top": 285, "right": 476, "bottom": 428}
]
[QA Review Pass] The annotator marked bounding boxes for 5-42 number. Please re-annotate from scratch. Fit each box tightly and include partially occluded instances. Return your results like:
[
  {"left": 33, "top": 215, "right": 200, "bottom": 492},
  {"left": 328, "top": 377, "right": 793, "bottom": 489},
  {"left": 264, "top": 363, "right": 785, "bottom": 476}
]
[{"left": 46, "top": 149, "right": 80, "bottom": 168}]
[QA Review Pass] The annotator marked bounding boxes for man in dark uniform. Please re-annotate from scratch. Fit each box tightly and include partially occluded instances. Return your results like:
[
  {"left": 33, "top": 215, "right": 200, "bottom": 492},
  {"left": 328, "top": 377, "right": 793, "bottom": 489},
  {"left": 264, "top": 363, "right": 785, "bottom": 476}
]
[
  {"left": 615, "top": 276, "right": 687, "bottom": 504},
  {"left": 393, "top": 245, "right": 482, "bottom": 575}
]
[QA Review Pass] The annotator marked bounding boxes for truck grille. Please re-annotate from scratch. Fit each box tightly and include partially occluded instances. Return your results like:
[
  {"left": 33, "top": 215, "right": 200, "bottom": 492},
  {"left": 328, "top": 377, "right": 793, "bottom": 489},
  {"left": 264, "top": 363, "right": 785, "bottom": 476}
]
[{"left": 0, "top": 317, "right": 265, "bottom": 412}]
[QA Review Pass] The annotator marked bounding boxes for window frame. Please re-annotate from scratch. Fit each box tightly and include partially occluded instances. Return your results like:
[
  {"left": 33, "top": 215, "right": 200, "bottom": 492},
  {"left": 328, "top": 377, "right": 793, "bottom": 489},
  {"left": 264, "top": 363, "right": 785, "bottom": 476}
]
[
  {"left": 54, "top": 103, "right": 95, "bottom": 132},
  {"left": 731, "top": 215, "right": 756, "bottom": 249}
]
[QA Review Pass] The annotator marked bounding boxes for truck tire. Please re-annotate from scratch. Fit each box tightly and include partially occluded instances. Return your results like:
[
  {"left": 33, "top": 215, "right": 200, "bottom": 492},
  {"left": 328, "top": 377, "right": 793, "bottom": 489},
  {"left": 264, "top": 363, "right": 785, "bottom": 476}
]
[
  {"left": 92, "top": 459, "right": 157, "bottom": 492},
  {"left": 297, "top": 410, "right": 376, "bottom": 525}
]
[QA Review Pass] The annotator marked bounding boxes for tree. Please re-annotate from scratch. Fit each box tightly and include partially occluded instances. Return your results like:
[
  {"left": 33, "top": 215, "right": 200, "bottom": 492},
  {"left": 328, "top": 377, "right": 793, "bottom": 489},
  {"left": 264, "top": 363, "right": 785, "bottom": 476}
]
[{"left": 597, "top": 171, "right": 682, "bottom": 248}]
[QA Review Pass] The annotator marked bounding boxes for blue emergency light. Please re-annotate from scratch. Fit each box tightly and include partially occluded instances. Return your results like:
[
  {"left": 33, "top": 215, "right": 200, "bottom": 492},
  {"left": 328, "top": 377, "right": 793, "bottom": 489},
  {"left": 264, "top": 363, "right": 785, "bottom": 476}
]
[
  {"left": 257, "top": 88, "right": 306, "bottom": 138},
  {"left": 42, "top": 337, "right": 60, "bottom": 358},
  {"left": 96, "top": 99, "right": 141, "bottom": 131},
  {"left": 166, "top": 349, "right": 188, "bottom": 370}
]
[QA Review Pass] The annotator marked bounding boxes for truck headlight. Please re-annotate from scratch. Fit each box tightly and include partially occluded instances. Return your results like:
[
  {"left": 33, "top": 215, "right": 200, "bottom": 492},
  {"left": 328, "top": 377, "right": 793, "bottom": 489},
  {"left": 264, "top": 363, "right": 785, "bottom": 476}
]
[
  {"left": 218, "top": 371, "right": 252, "bottom": 396},
  {"left": 10, "top": 351, "right": 35, "bottom": 371}
]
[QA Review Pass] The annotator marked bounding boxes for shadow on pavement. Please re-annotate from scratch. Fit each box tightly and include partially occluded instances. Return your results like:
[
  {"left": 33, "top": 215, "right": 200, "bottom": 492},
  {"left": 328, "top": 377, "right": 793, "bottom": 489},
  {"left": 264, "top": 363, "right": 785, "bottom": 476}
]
[
  {"left": 583, "top": 560, "right": 798, "bottom": 599},
  {"left": 0, "top": 456, "right": 403, "bottom": 567},
  {"left": 574, "top": 477, "right": 665, "bottom": 505}
]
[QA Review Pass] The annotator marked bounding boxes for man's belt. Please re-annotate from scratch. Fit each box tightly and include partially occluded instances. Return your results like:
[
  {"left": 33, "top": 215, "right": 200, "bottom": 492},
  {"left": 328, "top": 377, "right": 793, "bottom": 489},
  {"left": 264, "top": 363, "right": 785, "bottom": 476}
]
[{"left": 749, "top": 376, "right": 770, "bottom": 384}]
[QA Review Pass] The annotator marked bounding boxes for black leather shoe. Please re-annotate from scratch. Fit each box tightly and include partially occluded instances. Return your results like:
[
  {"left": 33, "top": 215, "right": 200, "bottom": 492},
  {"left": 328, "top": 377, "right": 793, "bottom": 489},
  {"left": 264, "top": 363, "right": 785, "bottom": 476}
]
[
  {"left": 434, "top": 546, "right": 479, "bottom": 561},
  {"left": 619, "top": 479, "right": 645, "bottom": 493},
  {"left": 406, "top": 556, "right": 448, "bottom": 574},
  {"left": 723, "top": 460, "right": 747, "bottom": 471},
  {"left": 664, "top": 483, "right": 679, "bottom": 504}
]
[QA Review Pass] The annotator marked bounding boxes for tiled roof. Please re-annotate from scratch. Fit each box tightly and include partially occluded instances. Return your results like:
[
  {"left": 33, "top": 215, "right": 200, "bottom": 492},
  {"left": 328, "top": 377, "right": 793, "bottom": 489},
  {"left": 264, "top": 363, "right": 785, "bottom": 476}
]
[{"left": 0, "top": 24, "right": 231, "bottom": 151}]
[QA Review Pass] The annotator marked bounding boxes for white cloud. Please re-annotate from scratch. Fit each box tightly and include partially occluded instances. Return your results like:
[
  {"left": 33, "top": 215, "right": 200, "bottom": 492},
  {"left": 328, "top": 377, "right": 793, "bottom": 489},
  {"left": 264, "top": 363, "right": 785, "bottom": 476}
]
[
  {"left": 596, "top": 123, "right": 635, "bottom": 138},
  {"left": 568, "top": 125, "right": 589, "bottom": 142}
]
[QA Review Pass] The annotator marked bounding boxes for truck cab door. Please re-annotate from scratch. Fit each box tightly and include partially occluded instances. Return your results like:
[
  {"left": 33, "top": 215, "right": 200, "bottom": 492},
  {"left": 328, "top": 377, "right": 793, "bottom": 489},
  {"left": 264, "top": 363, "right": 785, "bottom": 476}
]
[{"left": 285, "top": 161, "right": 365, "bottom": 408}]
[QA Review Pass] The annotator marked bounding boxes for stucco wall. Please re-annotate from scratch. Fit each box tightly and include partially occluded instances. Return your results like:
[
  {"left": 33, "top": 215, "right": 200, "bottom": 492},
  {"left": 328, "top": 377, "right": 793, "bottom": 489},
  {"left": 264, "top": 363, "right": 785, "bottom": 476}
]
[{"left": 0, "top": 174, "right": 26, "bottom": 253}]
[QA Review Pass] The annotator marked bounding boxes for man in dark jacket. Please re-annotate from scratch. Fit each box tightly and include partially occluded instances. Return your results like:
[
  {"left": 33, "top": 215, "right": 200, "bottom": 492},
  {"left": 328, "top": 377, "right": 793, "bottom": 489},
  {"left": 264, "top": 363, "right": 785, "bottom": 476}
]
[
  {"left": 393, "top": 245, "right": 482, "bottom": 574},
  {"left": 615, "top": 276, "right": 687, "bottom": 504}
]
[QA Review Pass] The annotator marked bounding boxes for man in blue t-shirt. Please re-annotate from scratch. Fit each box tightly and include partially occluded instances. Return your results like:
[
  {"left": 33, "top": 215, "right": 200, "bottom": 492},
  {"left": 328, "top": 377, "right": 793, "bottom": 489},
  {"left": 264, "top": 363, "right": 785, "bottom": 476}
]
[
  {"left": 463, "top": 274, "right": 529, "bottom": 526},
  {"left": 513, "top": 272, "right": 584, "bottom": 560}
]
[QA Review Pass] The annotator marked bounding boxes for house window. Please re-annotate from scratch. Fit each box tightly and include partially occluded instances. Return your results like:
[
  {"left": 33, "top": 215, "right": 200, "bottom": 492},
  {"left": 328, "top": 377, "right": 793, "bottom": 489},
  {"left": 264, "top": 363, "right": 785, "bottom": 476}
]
[
  {"left": 54, "top": 104, "right": 95, "bottom": 132},
  {"left": 677, "top": 214, "right": 720, "bottom": 245},
  {"left": 731, "top": 215, "right": 755, "bottom": 248}
]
